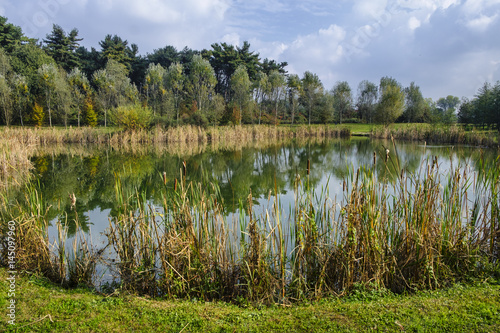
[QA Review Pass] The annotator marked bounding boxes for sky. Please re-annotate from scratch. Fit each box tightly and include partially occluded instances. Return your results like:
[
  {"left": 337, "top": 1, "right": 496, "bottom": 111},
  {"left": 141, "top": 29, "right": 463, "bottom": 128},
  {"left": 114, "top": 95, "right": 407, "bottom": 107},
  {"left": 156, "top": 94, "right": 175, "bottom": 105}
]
[{"left": 1, "top": 0, "right": 500, "bottom": 100}]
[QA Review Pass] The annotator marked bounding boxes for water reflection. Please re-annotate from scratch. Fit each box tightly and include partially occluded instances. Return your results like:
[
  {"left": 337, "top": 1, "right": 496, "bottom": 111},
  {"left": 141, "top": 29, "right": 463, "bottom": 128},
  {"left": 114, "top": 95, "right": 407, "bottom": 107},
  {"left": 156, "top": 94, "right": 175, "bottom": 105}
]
[{"left": 11, "top": 138, "right": 498, "bottom": 238}]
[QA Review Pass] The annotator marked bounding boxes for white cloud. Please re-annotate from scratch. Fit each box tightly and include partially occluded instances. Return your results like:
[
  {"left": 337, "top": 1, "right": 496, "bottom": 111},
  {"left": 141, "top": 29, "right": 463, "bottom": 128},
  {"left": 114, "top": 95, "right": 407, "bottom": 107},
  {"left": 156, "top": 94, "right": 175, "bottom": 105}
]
[
  {"left": 221, "top": 32, "right": 241, "bottom": 46},
  {"left": 352, "top": 0, "right": 388, "bottom": 19},
  {"left": 466, "top": 13, "right": 498, "bottom": 30},
  {"left": 408, "top": 16, "right": 421, "bottom": 30}
]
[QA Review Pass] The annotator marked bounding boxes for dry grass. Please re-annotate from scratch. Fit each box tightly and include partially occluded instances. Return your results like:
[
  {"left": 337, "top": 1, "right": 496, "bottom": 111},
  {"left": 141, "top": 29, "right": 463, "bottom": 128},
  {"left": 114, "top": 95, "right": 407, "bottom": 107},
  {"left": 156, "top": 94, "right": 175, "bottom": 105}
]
[{"left": 371, "top": 124, "right": 498, "bottom": 147}]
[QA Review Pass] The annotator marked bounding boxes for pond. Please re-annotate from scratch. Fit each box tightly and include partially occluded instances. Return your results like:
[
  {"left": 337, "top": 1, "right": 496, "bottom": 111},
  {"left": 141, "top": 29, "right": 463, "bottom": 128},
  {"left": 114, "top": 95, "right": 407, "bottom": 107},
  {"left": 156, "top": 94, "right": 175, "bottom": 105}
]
[
  {"left": 13, "top": 137, "right": 495, "bottom": 240},
  {"left": 5, "top": 136, "right": 499, "bottom": 296}
]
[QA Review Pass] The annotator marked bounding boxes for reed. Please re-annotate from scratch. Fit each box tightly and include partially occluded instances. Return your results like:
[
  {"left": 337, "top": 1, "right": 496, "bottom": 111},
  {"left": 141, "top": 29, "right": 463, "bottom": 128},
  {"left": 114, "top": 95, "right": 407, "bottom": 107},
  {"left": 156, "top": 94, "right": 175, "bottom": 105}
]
[
  {"left": 371, "top": 124, "right": 498, "bottom": 147},
  {"left": 0, "top": 182, "right": 105, "bottom": 288}
]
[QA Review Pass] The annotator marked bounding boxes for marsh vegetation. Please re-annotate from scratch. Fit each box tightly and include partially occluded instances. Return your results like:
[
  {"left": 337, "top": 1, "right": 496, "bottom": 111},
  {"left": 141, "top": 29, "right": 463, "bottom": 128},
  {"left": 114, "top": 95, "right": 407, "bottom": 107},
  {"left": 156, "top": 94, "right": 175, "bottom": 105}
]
[{"left": 1, "top": 128, "right": 499, "bottom": 304}]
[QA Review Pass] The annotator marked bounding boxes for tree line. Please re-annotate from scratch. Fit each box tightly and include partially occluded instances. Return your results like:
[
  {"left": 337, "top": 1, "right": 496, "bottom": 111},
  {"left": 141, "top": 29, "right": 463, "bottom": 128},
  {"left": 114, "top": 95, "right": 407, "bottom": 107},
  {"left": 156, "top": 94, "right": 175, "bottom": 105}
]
[{"left": 0, "top": 16, "right": 497, "bottom": 129}]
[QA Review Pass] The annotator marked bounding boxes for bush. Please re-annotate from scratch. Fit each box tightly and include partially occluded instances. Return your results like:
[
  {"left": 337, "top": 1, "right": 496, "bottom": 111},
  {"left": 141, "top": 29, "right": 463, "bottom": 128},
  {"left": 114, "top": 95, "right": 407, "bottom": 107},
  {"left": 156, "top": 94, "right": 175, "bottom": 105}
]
[
  {"left": 110, "top": 104, "right": 152, "bottom": 130},
  {"left": 32, "top": 102, "right": 44, "bottom": 127}
]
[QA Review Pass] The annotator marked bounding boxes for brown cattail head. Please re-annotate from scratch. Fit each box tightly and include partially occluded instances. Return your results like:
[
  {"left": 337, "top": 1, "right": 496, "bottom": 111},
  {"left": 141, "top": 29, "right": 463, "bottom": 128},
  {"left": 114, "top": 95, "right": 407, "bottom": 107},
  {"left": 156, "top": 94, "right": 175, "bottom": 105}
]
[
  {"left": 162, "top": 171, "right": 167, "bottom": 185},
  {"left": 174, "top": 178, "right": 178, "bottom": 191},
  {"left": 307, "top": 159, "right": 310, "bottom": 175}
]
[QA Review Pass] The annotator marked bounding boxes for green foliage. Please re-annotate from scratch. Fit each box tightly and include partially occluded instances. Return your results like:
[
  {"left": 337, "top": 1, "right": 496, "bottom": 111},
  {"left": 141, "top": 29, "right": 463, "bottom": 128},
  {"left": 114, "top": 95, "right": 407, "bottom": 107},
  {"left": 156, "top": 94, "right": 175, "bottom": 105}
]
[
  {"left": 301, "top": 71, "right": 323, "bottom": 125},
  {"left": 0, "top": 16, "right": 29, "bottom": 52},
  {"left": 32, "top": 102, "right": 44, "bottom": 127},
  {"left": 10, "top": 42, "right": 55, "bottom": 88},
  {"left": 404, "top": 82, "right": 426, "bottom": 123},
  {"left": 331, "top": 81, "right": 353, "bottom": 124},
  {"left": 375, "top": 77, "right": 405, "bottom": 126},
  {"left": 110, "top": 103, "right": 152, "bottom": 130},
  {"left": 459, "top": 82, "right": 500, "bottom": 131},
  {"left": 43, "top": 24, "right": 82, "bottom": 71},
  {"left": 99, "top": 34, "right": 136, "bottom": 72},
  {"left": 356, "top": 80, "right": 378, "bottom": 124},
  {"left": 84, "top": 97, "right": 97, "bottom": 127}
]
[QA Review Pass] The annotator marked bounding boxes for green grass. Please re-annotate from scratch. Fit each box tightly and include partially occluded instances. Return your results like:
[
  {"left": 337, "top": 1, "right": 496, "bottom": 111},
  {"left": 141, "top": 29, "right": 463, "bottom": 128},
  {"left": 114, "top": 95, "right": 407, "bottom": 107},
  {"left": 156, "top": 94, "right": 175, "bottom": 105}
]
[{"left": 1, "top": 268, "right": 499, "bottom": 332}]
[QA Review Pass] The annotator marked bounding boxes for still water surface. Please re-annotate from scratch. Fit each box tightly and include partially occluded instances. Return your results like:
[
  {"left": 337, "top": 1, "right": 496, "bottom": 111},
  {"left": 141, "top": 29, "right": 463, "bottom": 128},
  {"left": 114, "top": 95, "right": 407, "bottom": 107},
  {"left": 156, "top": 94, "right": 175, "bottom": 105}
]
[{"left": 19, "top": 138, "right": 496, "bottom": 244}]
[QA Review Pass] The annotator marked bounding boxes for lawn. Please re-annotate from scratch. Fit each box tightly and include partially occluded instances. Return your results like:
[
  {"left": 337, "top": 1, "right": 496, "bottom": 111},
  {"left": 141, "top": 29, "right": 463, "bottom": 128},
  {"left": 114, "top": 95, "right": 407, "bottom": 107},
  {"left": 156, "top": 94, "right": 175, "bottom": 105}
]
[{"left": 1, "top": 269, "right": 499, "bottom": 332}]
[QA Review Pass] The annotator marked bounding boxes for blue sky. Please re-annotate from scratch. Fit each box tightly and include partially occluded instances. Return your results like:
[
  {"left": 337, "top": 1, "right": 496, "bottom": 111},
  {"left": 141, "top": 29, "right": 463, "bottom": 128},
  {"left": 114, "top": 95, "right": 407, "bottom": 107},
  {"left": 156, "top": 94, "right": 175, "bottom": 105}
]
[{"left": 1, "top": 0, "right": 500, "bottom": 100}]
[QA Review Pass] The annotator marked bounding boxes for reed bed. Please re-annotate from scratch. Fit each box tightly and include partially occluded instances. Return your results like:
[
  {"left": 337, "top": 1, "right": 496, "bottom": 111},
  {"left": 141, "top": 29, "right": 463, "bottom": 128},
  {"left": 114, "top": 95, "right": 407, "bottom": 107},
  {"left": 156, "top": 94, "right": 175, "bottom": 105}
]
[
  {"left": 2, "top": 145, "right": 499, "bottom": 303},
  {"left": 0, "top": 125, "right": 350, "bottom": 146},
  {"left": 371, "top": 124, "right": 498, "bottom": 147},
  {"left": 103, "top": 150, "right": 500, "bottom": 302},
  {"left": 0, "top": 125, "right": 349, "bottom": 191}
]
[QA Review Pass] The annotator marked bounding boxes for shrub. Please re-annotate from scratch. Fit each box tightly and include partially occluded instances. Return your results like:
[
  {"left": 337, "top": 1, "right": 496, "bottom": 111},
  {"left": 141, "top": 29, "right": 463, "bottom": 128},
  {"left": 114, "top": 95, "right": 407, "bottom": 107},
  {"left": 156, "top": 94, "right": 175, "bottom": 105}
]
[
  {"left": 85, "top": 98, "right": 97, "bottom": 127},
  {"left": 110, "top": 104, "right": 152, "bottom": 130},
  {"left": 32, "top": 102, "right": 44, "bottom": 127}
]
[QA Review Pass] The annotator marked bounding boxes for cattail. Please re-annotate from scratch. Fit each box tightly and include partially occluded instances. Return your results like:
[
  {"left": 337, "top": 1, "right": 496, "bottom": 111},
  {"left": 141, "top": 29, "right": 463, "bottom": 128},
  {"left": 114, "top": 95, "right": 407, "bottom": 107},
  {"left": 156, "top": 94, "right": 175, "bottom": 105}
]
[
  {"left": 162, "top": 171, "right": 167, "bottom": 185},
  {"left": 69, "top": 193, "right": 76, "bottom": 210},
  {"left": 174, "top": 178, "right": 178, "bottom": 191},
  {"left": 307, "top": 159, "right": 310, "bottom": 175}
]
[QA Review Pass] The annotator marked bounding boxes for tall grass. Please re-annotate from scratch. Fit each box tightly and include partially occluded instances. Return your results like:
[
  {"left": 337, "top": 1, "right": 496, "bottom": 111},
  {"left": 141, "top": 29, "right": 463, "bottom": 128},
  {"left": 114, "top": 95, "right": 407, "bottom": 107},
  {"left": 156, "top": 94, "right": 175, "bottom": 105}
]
[
  {"left": 2, "top": 147, "right": 499, "bottom": 303},
  {"left": 0, "top": 125, "right": 350, "bottom": 146},
  {"left": 0, "top": 182, "right": 104, "bottom": 287},
  {"left": 103, "top": 151, "right": 499, "bottom": 302},
  {"left": 371, "top": 124, "right": 498, "bottom": 147}
]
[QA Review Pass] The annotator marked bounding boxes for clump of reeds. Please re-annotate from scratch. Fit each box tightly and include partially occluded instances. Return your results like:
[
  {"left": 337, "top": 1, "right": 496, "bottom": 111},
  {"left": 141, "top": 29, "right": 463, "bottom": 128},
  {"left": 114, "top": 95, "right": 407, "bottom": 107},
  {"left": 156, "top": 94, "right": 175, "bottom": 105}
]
[
  {"left": 371, "top": 124, "right": 498, "bottom": 147},
  {"left": 0, "top": 182, "right": 105, "bottom": 288}
]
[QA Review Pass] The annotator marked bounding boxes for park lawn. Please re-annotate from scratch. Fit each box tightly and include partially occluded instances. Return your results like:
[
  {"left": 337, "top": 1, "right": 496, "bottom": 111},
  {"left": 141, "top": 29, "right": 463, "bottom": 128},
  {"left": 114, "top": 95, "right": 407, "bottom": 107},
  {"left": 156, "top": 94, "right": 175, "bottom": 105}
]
[{"left": 1, "top": 268, "right": 499, "bottom": 332}]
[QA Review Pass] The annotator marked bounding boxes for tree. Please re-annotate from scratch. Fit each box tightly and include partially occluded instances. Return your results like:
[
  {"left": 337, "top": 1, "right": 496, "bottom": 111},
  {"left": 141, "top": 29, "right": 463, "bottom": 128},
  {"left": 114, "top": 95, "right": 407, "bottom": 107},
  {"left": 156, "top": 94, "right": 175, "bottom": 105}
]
[
  {"left": 144, "top": 63, "right": 166, "bottom": 117},
  {"left": 356, "top": 80, "right": 378, "bottom": 124},
  {"left": 165, "top": 62, "right": 184, "bottom": 124},
  {"left": 0, "top": 16, "right": 29, "bottom": 52},
  {"left": 436, "top": 95, "right": 460, "bottom": 124},
  {"left": 267, "top": 70, "right": 286, "bottom": 124},
  {"left": 208, "top": 41, "right": 260, "bottom": 100},
  {"left": 43, "top": 24, "right": 82, "bottom": 71},
  {"left": 147, "top": 45, "right": 179, "bottom": 68},
  {"left": 331, "top": 81, "right": 352, "bottom": 124},
  {"left": 10, "top": 42, "right": 55, "bottom": 88},
  {"left": 404, "top": 82, "right": 426, "bottom": 123},
  {"left": 375, "top": 77, "right": 405, "bottom": 126},
  {"left": 287, "top": 74, "right": 301, "bottom": 125},
  {"left": 0, "top": 74, "right": 12, "bottom": 125},
  {"left": 253, "top": 72, "right": 268, "bottom": 125},
  {"left": 458, "top": 97, "right": 475, "bottom": 125},
  {"left": 32, "top": 102, "right": 44, "bottom": 127},
  {"left": 188, "top": 55, "right": 216, "bottom": 119},
  {"left": 230, "top": 65, "right": 251, "bottom": 124},
  {"left": 67, "top": 67, "right": 90, "bottom": 127},
  {"left": 54, "top": 67, "right": 72, "bottom": 127},
  {"left": 12, "top": 74, "right": 29, "bottom": 126},
  {"left": 301, "top": 71, "right": 323, "bottom": 125},
  {"left": 75, "top": 46, "right": 104, "bottom": 79},
  {"left": 99, "top": 35, "right": 136, "bottom": 72},
  {"left": 92, "top": 59, "right": 137, "bottom": 127},
  {"left": 38, "top": 63, "right": 58, "bottom": 127},
  {"left": 261, "top": 58, "right": 287, "bottom": 75},
  {"left": 490, "top": 82, "right": 500, "bottom": 131}
]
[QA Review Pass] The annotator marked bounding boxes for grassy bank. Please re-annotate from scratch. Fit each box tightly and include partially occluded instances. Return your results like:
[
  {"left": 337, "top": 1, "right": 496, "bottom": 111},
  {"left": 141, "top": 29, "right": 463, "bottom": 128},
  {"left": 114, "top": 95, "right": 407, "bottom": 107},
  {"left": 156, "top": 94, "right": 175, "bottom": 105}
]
[{"left": 0, "top": 268, "right": 498, "bottom": 332}]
